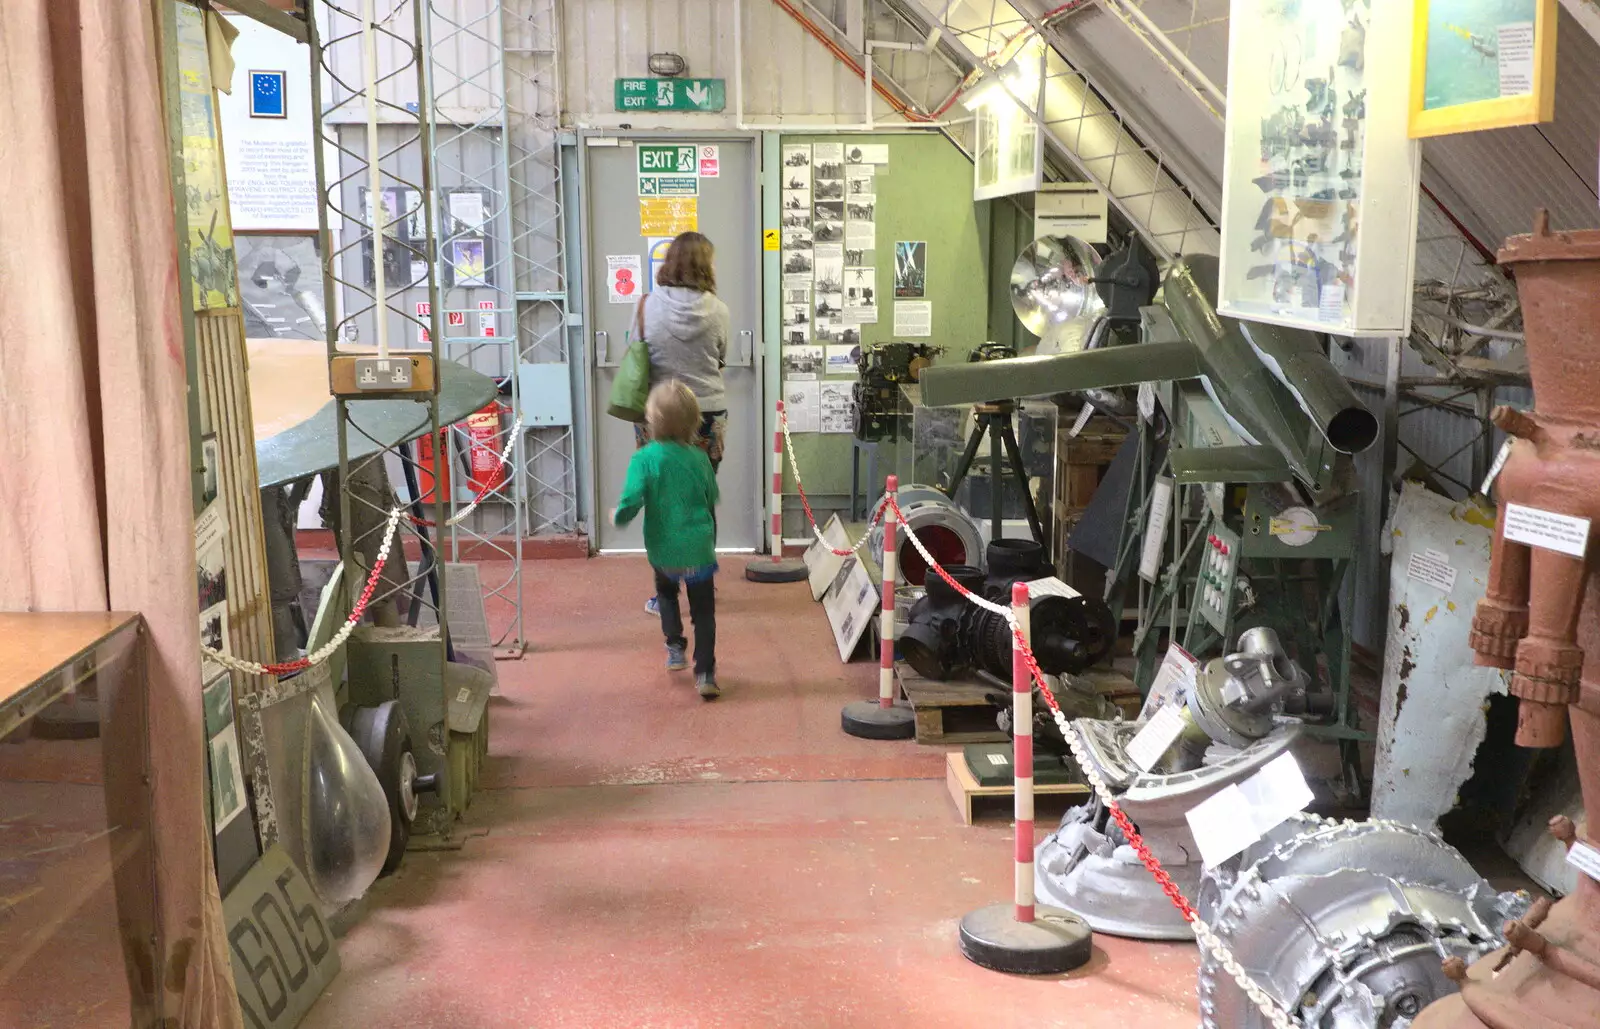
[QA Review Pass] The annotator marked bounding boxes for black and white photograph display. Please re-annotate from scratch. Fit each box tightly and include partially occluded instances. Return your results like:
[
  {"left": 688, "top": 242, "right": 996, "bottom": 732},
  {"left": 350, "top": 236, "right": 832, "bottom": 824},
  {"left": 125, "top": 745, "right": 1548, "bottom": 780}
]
[
  {"left": 238, "top": 234, "right": 325, "bottom": 340},
  {"left": 819, "top": 380, "right": 855, "bottom": 433},
  {"left": 782, "top": 344, "right": 824, "bottom": 380},
  {"left": 784, "top": 379, "right": 820, "bottom": 431},
  {"left": 780, "top": 144, "right": 814, "bottom": 351}
]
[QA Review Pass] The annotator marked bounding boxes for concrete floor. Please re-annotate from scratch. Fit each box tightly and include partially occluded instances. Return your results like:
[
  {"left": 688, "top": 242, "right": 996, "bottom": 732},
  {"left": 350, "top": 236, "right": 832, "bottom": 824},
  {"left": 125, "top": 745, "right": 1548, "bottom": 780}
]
[{"left": 301, "top": 555, "right": 1201, "bottom": 1029}]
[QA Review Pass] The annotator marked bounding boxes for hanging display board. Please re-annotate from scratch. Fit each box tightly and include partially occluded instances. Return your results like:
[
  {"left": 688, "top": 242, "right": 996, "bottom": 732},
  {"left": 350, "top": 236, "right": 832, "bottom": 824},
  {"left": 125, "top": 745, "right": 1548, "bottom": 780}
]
[
  {"left": 218, "top": 14, "right": 318, "bottom": 231},
  {"left": 174, "top": 2, "right": 239, "bottom": 311},
  {"left": 1409, "top": 0, "right": 1557, "bottom": 138},
  {"left": 1217, "top": 0, "right": 1421, "bottom": 337}
]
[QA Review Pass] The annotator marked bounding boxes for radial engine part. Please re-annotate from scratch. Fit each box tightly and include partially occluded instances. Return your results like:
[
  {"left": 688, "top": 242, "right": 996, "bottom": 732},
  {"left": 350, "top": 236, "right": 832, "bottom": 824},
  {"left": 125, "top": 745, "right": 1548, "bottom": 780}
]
[
  {"left": 870, "top": 484, "right": 984, "bottom": 587},
  {"left": 1199, "top": 818, "right": 1530, "bottom": 1029},
  {"left": 897, "top": 540, "right": 1116, "bottom": 681},
  {"left": 1033, "top": 722, "right": 1302, "bottom": 940}
]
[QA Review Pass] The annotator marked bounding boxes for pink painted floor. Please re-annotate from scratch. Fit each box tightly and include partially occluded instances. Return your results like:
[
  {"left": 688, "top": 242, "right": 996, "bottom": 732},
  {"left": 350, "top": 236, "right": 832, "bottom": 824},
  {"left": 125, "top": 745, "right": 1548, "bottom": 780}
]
[{"left": 301, "top": 555, "right": 1200, "bottom": 1029}]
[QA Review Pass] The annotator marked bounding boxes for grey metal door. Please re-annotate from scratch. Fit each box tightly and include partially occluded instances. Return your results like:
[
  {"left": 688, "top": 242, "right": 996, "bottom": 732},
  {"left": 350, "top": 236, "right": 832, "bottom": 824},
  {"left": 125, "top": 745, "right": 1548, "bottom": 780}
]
[{"left": 583, "top": 135, "right": 762, "bottom": 552}]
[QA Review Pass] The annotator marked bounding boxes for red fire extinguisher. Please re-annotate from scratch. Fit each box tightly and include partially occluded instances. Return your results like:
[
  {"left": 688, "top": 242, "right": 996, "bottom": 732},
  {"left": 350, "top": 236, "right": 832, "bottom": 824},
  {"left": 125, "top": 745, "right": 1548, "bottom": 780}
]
[
  {"left": 464, "top": 402, "right": 509, "bottom": 496},
  {"left": 415, "top": 428, "right": 451, "bottom": 505}
]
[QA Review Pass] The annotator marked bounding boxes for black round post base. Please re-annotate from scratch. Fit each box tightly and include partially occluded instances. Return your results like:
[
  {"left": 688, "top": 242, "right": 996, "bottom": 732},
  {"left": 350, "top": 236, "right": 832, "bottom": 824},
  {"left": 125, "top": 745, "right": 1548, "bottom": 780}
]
[
  {"left": 745, "top": 559, "right": 810, "bottom": 583},
  {"left": 958, "top": 903, "right": 1094, "bottom": 975},
  {"left": 840, "top": 699, "right": 916, "bottom": 740}
]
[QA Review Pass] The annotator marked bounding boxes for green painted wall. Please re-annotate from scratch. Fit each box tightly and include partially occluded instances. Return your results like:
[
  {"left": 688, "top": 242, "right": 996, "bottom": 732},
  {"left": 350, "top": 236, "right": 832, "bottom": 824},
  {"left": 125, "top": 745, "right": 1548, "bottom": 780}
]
[{"left": 774, "top": 131, "right": 990, "bottom": 534}]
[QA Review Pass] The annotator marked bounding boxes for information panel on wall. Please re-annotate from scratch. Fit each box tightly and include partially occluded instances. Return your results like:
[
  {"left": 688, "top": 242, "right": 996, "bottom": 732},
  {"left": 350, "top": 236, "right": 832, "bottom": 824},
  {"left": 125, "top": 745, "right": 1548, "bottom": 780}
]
[
  {"left": 1217, "top": 0, "right": 1421, "bottom": 337},
  {"left": 218, "top": 14, "right": 319, "bottom": 231}
]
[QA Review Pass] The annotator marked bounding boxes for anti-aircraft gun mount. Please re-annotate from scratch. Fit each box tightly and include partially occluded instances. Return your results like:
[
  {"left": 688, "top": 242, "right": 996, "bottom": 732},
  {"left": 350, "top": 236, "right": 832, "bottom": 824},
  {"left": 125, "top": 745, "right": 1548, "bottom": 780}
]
[{"left": 919, "top": 248, "right": 1379, "bottom": 800}]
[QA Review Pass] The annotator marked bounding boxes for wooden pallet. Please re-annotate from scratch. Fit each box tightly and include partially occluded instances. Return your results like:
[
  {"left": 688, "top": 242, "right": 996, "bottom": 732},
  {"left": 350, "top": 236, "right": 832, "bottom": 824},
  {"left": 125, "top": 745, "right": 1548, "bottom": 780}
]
[
  {"left": 897, "top": 663, "right": 1144, "bottom": 744},
  {"left": 945, "top": 752, "right": 1090, "bottom": 826},
  {"left": 896, "top": 664, "right": 1008, "bottom": 745}
]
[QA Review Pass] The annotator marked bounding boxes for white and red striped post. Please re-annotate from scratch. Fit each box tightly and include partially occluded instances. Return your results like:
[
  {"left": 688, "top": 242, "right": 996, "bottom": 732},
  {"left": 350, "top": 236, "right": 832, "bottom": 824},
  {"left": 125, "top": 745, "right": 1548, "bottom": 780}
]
[
  {"left": 841, "top": 474, "right": 915, "bottom": 738},
  {"left": 747, "top": 399, "right": 809, "bottom": 583},
  {"left": 956, "top": 580, "right": 1091, "bottom": 972},
  {"left": 770, "top": 400, "right": 786, "bottom": 560},
  {"left": 878, "top": 474, "right": 900, "bottom": 708},
  {"left": 1011, "top": 581, "right": 1035, "bottom": 922}
]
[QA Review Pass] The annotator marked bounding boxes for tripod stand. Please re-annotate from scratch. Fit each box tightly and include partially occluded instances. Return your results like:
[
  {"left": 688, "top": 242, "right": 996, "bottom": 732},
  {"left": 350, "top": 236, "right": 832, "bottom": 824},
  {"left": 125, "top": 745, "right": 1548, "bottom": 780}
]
[{"left": 944, "top": 401, "right": 1045, "bottom": 556}]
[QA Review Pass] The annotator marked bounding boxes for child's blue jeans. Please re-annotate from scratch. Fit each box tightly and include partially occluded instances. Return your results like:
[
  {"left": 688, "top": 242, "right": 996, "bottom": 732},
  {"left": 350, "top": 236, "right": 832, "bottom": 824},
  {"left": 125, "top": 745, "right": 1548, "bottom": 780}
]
[{"left": 654, "top": 564, "right": 716, "bottom": 675}]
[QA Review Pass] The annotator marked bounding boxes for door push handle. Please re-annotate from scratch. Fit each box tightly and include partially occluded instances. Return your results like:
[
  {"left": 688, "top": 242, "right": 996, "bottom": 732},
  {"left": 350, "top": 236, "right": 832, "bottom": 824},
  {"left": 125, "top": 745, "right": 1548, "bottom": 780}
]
[
  {"left": 732, "top": 329, "right": 753, "bottom": 367},
  {"left": 595, "top": 330, "right": 609, "bottom": 367}
]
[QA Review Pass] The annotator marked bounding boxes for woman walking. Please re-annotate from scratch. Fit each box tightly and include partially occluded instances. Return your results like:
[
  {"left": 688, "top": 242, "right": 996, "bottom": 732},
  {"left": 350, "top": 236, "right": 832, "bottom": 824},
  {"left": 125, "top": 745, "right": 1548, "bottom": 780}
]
[{"left": 633, "top": 232, "right": 730, "bottom": 614}]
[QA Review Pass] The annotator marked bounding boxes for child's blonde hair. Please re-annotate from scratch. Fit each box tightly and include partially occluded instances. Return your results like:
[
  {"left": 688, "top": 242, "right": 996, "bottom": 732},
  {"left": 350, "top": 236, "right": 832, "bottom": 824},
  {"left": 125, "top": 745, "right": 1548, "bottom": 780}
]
[{"left": 646, "top": 380, "right": 700, "bottom": 444}]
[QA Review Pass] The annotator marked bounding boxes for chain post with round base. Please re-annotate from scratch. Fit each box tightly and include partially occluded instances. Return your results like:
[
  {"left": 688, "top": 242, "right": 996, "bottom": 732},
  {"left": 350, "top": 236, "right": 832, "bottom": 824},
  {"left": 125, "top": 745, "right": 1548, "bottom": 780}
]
[
  {"left": 945, "top": 401, "right": 1047, "bottom": 557},
  {"left": 843, "top": 474, "right": 916, "bottom": 739},
  {"left": 960, "top": 583, "right": 1094, "bottom": 974},
  {"left": 748, "top": 399, "right": 810, "bottom": 583}
]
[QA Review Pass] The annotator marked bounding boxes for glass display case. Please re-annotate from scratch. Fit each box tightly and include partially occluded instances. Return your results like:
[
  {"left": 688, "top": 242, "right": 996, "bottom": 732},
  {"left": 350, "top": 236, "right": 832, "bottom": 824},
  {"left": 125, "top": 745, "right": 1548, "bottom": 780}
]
[
  {"left": 0, "top": 613, "right": 160, "bottom": 1028},
  {"left": 898, "top": 385, "right": 1058, "bottom": 540},
  {"left": 1217, "top": 0, "right": 1420, "bottom": 336}
]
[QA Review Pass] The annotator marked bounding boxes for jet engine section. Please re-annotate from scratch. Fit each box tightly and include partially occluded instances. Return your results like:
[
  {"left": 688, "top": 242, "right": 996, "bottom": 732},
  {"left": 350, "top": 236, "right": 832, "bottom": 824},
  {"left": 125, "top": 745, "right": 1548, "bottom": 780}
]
[
  {"left": 1199, "top": 819, "right": 1531, "bottom": 1029},
  {"left": 897, "top": 539, "right": 1116, "bottom": 682}
]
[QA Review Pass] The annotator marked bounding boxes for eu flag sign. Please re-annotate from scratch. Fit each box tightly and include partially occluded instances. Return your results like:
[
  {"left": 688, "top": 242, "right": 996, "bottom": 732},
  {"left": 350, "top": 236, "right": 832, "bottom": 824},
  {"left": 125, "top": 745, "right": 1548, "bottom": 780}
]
[{"left": 250, "top": 71, "right": 287, "bottom": 119}]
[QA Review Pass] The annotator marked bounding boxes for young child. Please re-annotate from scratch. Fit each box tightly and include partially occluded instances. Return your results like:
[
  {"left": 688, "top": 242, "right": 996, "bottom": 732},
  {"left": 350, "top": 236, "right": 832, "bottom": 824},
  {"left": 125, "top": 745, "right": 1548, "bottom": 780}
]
[{"left": 614, "top": 380, "right": 722, "bottom": 699}]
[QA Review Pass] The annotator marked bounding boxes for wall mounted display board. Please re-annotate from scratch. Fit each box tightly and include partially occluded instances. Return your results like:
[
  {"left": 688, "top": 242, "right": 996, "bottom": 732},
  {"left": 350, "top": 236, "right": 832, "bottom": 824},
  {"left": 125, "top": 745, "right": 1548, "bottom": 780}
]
[
  {"left": 218, "top": 14, "right": 318, "bottom": 230},
  {"left": 1409, "top": 0, "right": 1557, "bottom": 138},
  {"left": 1217, "top": 0, "right": 1421, "bottom": 336},
  {"left": 175, "top": 2, "right": 238, "bottom": 311},
  {"left": 968, "top": 77, "right": 1044, "bottom": 202}
]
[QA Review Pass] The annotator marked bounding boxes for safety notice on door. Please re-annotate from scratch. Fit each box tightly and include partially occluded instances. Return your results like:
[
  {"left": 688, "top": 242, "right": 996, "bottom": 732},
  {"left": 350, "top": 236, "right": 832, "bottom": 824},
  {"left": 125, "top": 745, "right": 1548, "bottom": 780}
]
[
  {"left": 698, "top": 145, "right": 720, "bottom": 177},
  {"left": 607, "top": 254, "right": 643, "bottom": 303},
  {"left": 639, "top": 197, "right": 697, "bottom": 237}
]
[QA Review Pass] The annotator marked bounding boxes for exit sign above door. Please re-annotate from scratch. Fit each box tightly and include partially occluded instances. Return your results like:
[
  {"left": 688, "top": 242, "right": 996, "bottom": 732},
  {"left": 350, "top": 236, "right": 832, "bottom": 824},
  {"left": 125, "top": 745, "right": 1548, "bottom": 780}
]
[{"left": 615, "top": 78, "right": 726, "bottom": 112}]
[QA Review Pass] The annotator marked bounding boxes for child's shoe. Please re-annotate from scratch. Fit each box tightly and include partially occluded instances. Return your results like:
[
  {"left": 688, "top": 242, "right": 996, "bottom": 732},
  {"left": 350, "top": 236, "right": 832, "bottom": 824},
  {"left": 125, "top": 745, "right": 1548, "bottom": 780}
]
[
  {"left": 696, "top": 672, "right": 720, "bottom": 700},
  {"left": 666, "top": 643, "right": 688, "bottom": 671},
  {"left": 645, "top": 596, "right": 660, "bottom": 615}
]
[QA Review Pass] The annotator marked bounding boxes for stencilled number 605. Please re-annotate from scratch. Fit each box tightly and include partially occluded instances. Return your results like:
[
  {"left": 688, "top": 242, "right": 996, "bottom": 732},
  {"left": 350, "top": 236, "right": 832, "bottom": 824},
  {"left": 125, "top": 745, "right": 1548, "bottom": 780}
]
[{"left": 228, "top": 865, "right": 331, "bottom": 1028}]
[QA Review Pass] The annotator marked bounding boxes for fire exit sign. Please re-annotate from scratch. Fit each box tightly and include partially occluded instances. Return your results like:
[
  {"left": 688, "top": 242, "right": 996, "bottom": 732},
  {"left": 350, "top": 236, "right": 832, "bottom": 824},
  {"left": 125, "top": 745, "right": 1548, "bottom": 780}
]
[{"left": 615, "top": 78, "right": 726, "bottom": 112}]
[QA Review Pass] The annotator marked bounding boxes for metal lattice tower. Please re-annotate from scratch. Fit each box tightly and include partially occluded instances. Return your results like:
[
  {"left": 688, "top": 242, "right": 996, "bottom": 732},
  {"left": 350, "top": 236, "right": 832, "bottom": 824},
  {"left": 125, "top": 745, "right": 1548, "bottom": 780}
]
[
  {"left": 312, "top": 0, "right": 451, "bottom": 644},
  {"left": 425, "top": 0, "right": 527, "bottom": 655},
  {"left": 503, "top": 0, "right": 576, "bottom": 538}
]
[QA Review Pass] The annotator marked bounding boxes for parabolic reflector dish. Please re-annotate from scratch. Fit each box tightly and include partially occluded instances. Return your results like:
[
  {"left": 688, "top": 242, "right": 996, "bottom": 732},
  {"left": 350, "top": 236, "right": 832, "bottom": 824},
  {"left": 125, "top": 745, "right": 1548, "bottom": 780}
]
[{"left": 1011, "top": 235, "right": 1104, "bottom": 353}]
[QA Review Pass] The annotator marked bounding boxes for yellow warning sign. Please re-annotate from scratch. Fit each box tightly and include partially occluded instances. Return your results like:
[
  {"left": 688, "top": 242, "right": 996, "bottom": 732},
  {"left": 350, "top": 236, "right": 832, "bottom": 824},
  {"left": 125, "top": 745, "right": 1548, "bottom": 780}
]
[
  {"left": 639, "top": 197, "right": 697, "bottom": 237},
  {"left": 763, "top": 229, "right": 780, "bottom": 251}
]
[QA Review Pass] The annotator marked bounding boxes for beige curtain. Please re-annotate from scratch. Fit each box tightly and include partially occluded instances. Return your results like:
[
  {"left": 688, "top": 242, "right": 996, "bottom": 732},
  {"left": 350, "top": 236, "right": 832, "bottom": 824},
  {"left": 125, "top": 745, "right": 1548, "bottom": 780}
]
[{"left": 0, "top": 2, "right": 242, "bottom": 1027}]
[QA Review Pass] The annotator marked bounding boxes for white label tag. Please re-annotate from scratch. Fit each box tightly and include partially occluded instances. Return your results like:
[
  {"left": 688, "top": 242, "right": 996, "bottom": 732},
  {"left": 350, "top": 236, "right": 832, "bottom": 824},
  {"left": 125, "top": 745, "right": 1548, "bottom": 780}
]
[
  {"left": 1138, "top": 477, "right": 1174, "bottom": 583},
  {"left": 1185, "top": 785, "right": 1263, "bottom": 868},
  {"left": 1127, "top": 703, "right": 1187, "bottom": 772},
  {"left": 1138, "top": 382, "right": 1156, "bottom": 422},
  {"left": 1566, "top": 840, "right": 1600, "bottom": 882},
  {"left": 1185, "top": 752, "right": 1313, "bottom": 867},
  {"left": 456, "top": 688, "right": 471, "bottom": 704},
  {"left": 987, "top": 753, "right": 1009, "bottom": 766},
  {"left": 1141, "top": 644, "right": 1199, "bottom": 721},
  {"left": 1503, "top": 503, "right": 1591, "bottom": 559},
  {"left": 1480, "top": 438, "right": 1512, "bottom": 497},
  {"left": 1405, "top": 548, "right": 1458, "bottom": 594},
  {"left": 1069, "top": 405, "right": 1094, "bottom": 438}
]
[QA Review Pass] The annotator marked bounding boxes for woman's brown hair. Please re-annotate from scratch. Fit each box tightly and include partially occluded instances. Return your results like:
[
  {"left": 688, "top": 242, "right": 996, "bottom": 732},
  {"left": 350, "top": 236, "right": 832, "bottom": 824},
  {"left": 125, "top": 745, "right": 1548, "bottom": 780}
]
[{"left": 654, "top": 231, "right": 716, "bottom": 293}]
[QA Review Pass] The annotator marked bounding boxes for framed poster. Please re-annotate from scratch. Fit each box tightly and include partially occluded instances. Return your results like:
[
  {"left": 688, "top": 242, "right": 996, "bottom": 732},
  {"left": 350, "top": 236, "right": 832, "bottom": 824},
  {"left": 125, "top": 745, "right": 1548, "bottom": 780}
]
[
  {"left": 1217, "top": 0, "right": 1420, "bottom": 337},
  {"left": 1409, "top": 0, "right": 1557, "bottom": 138}
]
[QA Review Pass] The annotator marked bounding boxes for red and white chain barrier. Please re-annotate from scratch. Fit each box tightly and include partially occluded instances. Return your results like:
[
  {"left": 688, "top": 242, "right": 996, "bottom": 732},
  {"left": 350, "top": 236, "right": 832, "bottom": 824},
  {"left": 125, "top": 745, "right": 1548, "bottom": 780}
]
[
  {"left": 779, "top": 406, "right": 1298, "bottom": 1028},
  {"left": 202, "top": 415, "right": 523, "bottom": 677},
  {"left": 203, "top": 506, "right": 402, "bottom": 678}
]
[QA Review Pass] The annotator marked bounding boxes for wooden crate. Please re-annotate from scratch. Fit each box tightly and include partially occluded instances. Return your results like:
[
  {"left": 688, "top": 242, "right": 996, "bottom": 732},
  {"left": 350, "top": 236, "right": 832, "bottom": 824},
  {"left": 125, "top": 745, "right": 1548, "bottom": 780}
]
[
  {"left": 1075, "top": 667, "right": 1144, "bottom": 720},
  {"left": 1053, "top": 411, "right": 1128, "bottom": 580},
  {"left": 896, "top": 663, "right": 1008, "bottom": 745},
  {"left": 945, "top": 751, "right": 1090, "bottom": 826}
]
